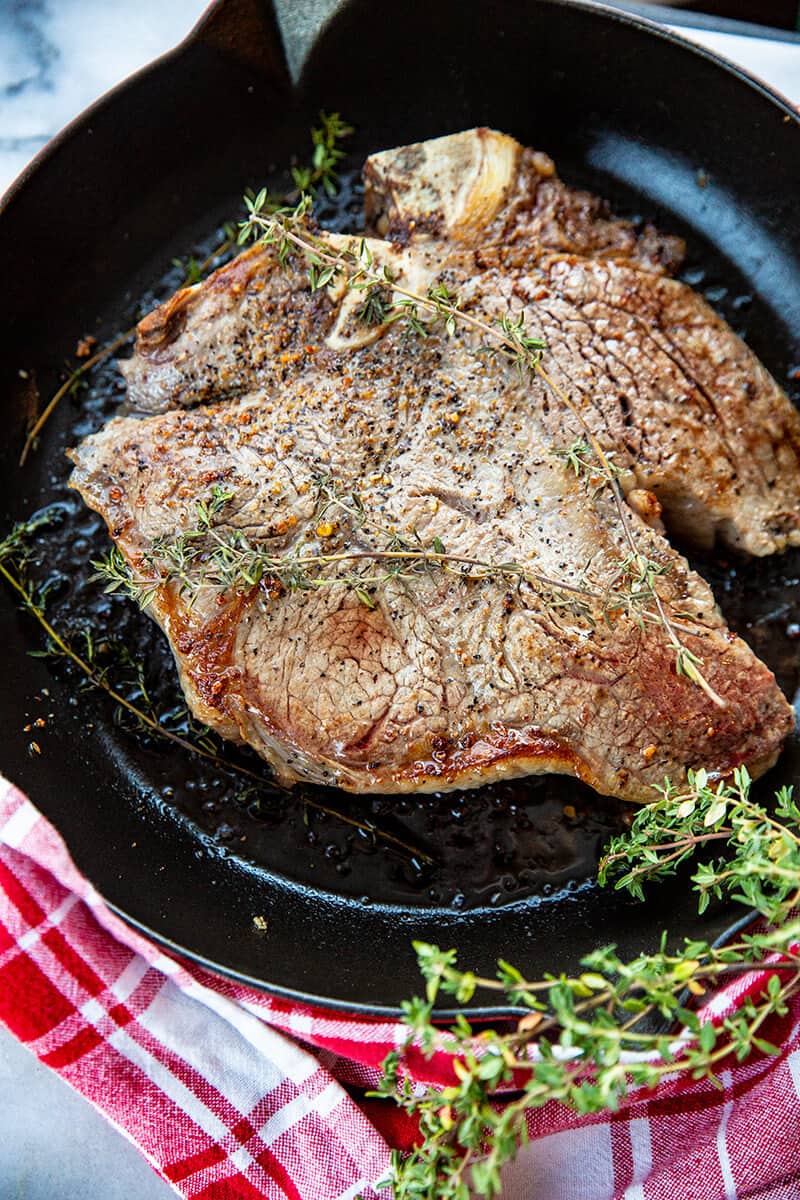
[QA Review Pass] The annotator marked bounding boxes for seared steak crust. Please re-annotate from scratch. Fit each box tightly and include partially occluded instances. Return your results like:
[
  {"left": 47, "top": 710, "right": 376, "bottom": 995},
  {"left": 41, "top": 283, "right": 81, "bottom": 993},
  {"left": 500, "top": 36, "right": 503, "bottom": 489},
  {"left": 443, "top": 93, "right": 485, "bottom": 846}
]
[
  {"left": 69, "top": 130, "right": 798, "bottom": 799},
  {"left": 69, "top": 240, "right": 794, "bottom": 799}
]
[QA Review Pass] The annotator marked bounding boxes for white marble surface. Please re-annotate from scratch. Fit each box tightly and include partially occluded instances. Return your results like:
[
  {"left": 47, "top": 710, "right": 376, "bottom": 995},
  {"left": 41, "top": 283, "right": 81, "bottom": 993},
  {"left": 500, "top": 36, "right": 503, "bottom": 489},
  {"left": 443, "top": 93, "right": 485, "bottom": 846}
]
[
  {"left": 668, "top": 23, "right": 800, "bottom": 102},
  {"left": 0, "top": 1028, "right": 170, "bottom": 1199},
  {"left": 0, "top": 0, "right": 207, "bottom": 193},
  {"left": 0, "top": 3, "right": 798, "bottom": 1199}
]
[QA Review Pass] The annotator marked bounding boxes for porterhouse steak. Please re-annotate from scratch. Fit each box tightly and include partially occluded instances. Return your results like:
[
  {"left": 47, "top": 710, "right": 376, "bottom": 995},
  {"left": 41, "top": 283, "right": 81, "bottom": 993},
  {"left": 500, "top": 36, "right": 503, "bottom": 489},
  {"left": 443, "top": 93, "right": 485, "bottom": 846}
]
[{"left": 69, "top": 130, "right": 798, "bottom": 800}]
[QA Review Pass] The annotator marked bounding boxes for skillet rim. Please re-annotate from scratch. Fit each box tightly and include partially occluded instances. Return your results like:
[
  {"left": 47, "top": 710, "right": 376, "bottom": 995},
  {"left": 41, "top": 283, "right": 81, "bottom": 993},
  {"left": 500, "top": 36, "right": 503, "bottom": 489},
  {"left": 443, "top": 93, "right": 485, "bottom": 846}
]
[{"left": 0, "top": 0, "right": 797, "bottom": 1016}]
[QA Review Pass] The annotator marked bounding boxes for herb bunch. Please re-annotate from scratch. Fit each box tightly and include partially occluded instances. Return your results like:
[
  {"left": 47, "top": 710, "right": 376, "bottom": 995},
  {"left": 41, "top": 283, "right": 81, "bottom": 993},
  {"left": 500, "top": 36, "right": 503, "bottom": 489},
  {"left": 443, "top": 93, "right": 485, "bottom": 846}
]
[
  {"left": 372, "top": 767, "right": 800, "bottom": 1199},
  {"left": 237, "top": 195, "right": 723, "bottom": 708}
]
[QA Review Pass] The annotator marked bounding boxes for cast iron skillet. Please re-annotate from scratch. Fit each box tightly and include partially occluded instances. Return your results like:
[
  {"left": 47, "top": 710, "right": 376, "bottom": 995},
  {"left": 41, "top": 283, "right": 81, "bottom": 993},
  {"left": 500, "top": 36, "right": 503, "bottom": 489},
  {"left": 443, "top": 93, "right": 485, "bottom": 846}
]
[{"left": 0, "top": 0, "right": 798, "bottom": 1016}]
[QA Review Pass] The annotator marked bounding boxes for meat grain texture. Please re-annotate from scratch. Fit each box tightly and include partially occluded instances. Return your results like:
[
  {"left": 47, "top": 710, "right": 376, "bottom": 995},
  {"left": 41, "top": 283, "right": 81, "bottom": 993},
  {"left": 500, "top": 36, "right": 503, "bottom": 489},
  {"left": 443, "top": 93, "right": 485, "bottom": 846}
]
[{"left": 69, "top": 130, "right": 800, "bottom": 801}]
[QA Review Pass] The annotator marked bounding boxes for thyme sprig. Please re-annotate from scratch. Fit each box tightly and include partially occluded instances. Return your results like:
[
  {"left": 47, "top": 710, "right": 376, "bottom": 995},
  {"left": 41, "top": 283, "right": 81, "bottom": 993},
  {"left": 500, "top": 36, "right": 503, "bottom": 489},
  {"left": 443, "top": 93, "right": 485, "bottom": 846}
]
[
  {"left": 237, "top": 196, "right": 548, "bottom": 377},
  {"left": 600, "top": 765, "right": 800, "bottom": 921},
  {"left": 552, "top": 431, "right": 722, "bottom": 707},
  {"left": 92, "top": 478, "right": 723, "bottom": 665},
  {"left": 289, "top": 111, "right": 354, "bottom": 196},
  {"left": 0, "top": 549, "right": 216, "bottom": 764},
  {"left": 18, "top": 112, "right": 352, "bottom": 467},
  {"left": 373, "top": 768, "right": 800, "bottom": 1199},
  {"left": 91, "top": 482, "right": 599, "bottom": 618},
  {"left": 237, "top": 196, "right": 724, "bottom": 709}
]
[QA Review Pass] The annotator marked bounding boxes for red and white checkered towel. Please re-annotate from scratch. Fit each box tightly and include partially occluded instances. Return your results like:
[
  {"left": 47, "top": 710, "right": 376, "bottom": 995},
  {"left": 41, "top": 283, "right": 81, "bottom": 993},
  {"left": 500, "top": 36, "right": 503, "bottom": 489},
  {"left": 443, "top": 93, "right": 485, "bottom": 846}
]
[{"left": 2, "top": 771, "right": 799, "bottom": 1199}]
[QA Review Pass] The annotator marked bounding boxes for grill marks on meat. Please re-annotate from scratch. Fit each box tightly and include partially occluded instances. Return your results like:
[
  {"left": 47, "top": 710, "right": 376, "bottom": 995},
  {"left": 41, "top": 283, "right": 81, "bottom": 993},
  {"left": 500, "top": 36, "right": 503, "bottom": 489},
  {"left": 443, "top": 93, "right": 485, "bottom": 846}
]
[{"left": 69, "top": 129, "right": 799, "bottom": 800}]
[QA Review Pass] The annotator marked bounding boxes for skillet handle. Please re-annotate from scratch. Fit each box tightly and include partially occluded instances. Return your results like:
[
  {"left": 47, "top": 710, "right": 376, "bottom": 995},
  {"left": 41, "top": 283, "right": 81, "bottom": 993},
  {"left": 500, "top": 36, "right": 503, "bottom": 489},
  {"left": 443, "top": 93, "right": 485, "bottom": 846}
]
[{"left": 183, "top": 0, "right": 290, "bottom": 81}]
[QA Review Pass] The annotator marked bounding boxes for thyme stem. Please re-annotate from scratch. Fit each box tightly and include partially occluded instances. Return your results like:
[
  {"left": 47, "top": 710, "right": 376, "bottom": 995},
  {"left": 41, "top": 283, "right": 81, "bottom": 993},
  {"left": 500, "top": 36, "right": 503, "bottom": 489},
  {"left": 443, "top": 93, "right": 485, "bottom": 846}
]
[
  {"left": 0, "top": 559, "right": 202, "bottom": 757},
  {"left": 120, "top": 545, "right": 596, "bottom": 604},
  {"left": 19, "top": 329, "right": 132, "bottom": 467}
]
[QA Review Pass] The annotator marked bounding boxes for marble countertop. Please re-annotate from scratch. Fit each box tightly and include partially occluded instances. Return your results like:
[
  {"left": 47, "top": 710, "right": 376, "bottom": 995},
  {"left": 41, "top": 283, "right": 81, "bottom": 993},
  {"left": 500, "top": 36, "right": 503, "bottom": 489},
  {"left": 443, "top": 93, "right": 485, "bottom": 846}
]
[{"left": 0, "top": 3, "right": 798, "bottom": 1198}]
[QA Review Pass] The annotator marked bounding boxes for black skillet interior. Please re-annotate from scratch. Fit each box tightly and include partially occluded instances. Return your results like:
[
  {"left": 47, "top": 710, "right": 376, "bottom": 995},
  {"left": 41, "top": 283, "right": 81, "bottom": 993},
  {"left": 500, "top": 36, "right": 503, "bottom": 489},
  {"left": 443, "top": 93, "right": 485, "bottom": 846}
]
[{"left": 0, "top": 0, "right": 798, "bottom": 1015}]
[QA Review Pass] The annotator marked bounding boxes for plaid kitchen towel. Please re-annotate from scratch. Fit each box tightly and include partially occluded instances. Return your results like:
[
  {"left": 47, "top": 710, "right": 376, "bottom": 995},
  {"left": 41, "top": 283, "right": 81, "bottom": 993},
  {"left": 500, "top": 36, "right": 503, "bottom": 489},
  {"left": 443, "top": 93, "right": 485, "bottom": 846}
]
[{"left": 1, "top": 771, "right": 799, "bottom": 1200}]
